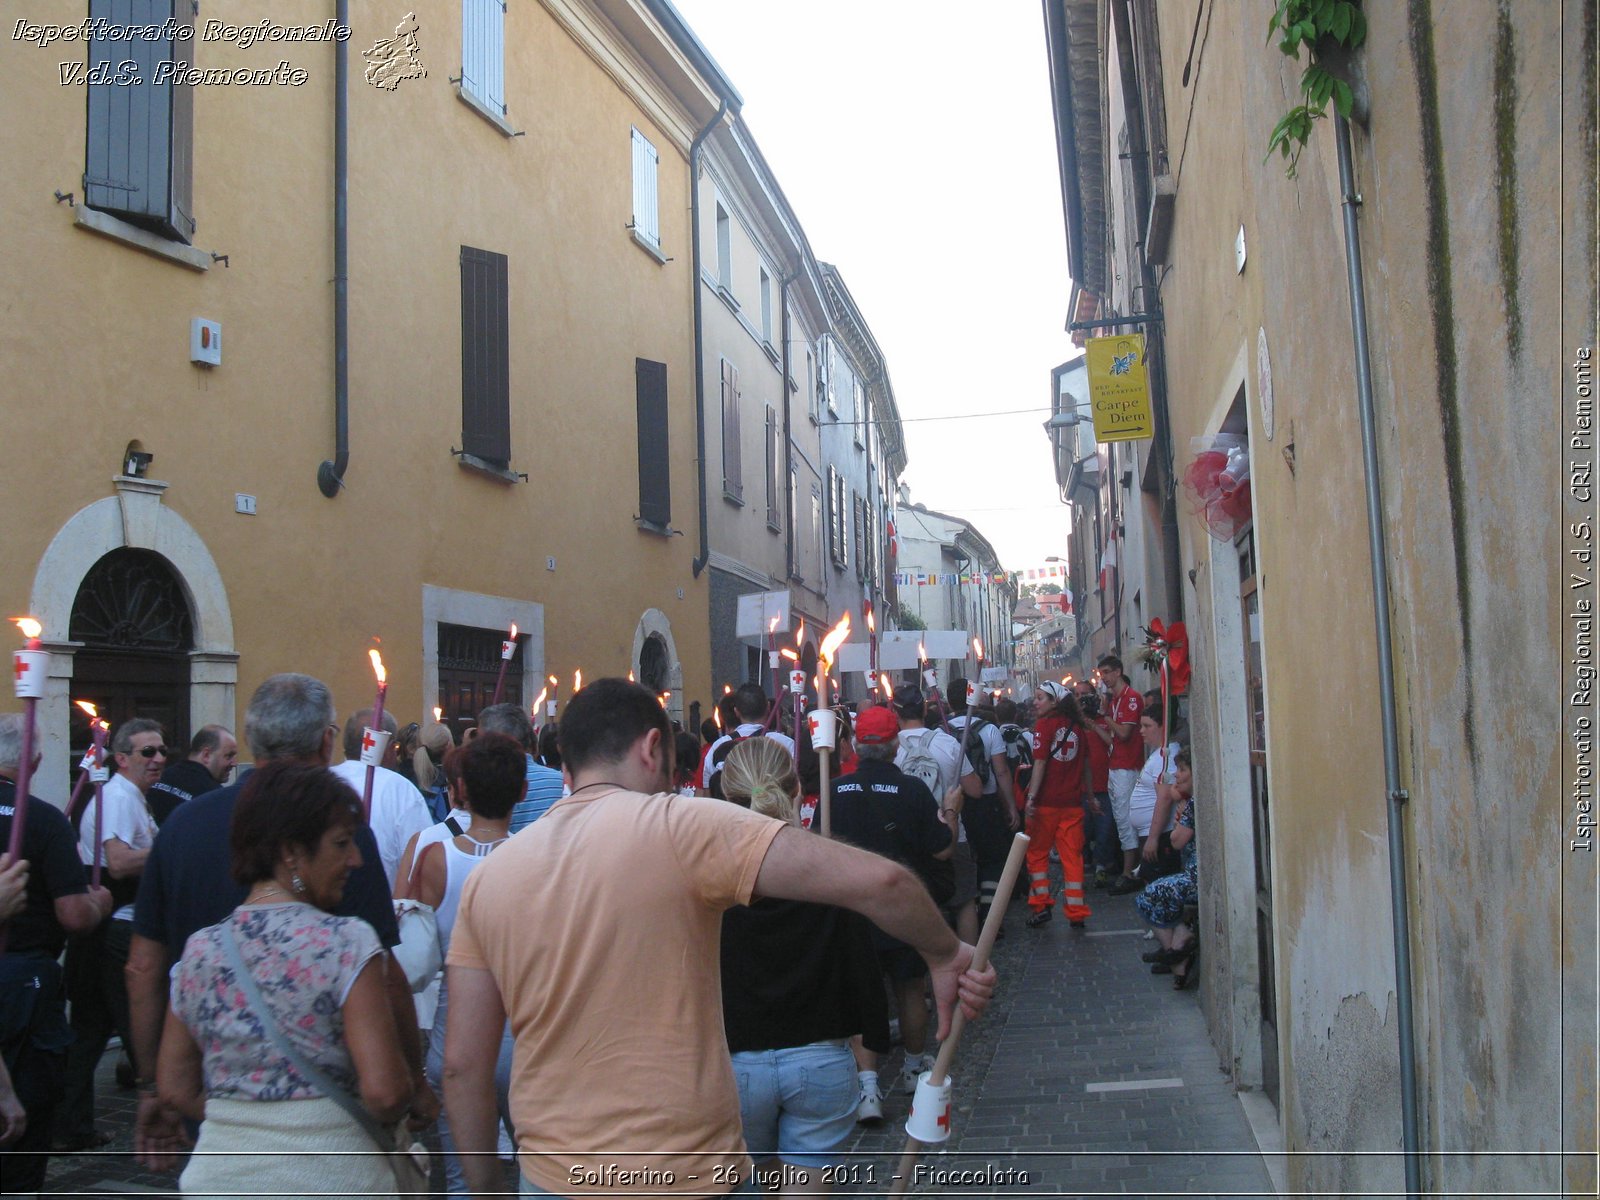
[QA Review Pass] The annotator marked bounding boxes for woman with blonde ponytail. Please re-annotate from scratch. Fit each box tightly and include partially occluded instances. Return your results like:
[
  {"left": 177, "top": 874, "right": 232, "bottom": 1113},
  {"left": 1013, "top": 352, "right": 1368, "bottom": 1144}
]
[{"left": 717, "top": 739, "right": 889, "bottom": 1194}]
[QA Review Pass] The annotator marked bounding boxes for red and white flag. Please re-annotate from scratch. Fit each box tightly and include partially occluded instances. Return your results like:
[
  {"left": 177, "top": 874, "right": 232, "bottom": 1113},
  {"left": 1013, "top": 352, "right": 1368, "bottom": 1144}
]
[{"left": 1098, "top": 532, "right": 1119, "bottom": 593}]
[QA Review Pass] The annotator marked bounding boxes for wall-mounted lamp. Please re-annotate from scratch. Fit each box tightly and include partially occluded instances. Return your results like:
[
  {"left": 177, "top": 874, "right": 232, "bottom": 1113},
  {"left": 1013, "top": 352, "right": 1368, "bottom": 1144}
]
[{"left": 1043, "top": 404, "right": 1092, "bottom": 432}]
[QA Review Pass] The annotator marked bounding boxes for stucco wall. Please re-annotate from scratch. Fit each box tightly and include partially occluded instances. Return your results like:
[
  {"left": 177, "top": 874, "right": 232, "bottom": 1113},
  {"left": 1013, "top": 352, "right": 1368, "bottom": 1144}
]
[{"left": 0, "top": 0, "right": 712, "bottom": 785}]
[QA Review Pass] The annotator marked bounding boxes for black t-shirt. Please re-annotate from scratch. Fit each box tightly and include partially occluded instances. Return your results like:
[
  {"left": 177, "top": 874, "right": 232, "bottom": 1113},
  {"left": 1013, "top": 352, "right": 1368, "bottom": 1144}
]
[
  {"left": 830, "top": 758, "right": 953, "bottom": 945},
  {"left": 132, "top": 775, "right": 400, "bottom": 958},
  {"left": 147, "top": 759, "right": 221, "bottom": 827},
  {"left": 721, "top": 899, "right": 890, "bottom": 1054},
  {"left": 0, "top": 779, "right": 89, "bottom": 958}
]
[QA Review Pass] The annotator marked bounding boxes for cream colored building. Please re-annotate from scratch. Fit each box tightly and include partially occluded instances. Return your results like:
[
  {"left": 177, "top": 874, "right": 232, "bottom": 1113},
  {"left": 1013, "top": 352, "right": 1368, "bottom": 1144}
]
[
  {"left": 0, "top": 0, "right": 747, "bottom": 797},
  {"left": 1046, "top": 0, "right": 1590, "bottom": 1195}
]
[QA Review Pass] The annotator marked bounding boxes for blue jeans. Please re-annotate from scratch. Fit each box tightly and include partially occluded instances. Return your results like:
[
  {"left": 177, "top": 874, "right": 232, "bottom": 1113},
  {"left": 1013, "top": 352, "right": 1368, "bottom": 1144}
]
[
  {"left": 732, "top": 1041, "right": 857, "bottom": 1168},
  {"left": 428, "top": 981, "right": 515, "bottom": 1194},
  {"left": 1088, "top": 790, "right": 1118, "bottom": 870}
]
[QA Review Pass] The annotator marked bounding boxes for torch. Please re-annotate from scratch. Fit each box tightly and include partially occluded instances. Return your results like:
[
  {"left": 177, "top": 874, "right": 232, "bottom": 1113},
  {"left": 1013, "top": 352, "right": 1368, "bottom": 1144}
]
[
  {"left": 767, "top": 614, "right": 781, "bottom": 725},
  {"left": 865, "top": 600, "right": 878, "bottom": 695},
  {"left": 546, "top": 675, "right": 560, "bottom": 722},
  {"left": 4, "top": 619, "right": 45, "bottom": 866},
  {"left": 810, "top": 614, "right": 852, "bottom": 839},
  {"left": 952, "top": 637, "right": 985, "bottom": 785},
  {"left": 922, "top": 640, "right": 955, "bottom": 736},
  {"left": 76, "top": 703, "right": 112, "bottom": 887},
  {"left": 65, "top": 701, "right": 109, "bottom": 826},
  {"left": 361, "top": 646, "right": 388, "bottom": 823},
  {"left": 491, "top": 623, "right": 518, "bottom": 706},
  {"left": 889, "top": 831, "right": 1030, "bottom": 1197}
]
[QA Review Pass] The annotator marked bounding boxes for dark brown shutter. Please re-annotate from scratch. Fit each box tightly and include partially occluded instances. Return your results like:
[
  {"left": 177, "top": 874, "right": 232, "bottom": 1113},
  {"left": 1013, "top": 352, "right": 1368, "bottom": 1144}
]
[
  {"left": 635, "top": 358, "right": 671, "bottom": 525},
  {"left": 460, "top": 246, "right": 511, "bottom": 464},
  {"left": 721, "top": 360, "right": 742, "bottom": 498},
  {"left": 84, "top": 0, "right": 195, "bottom": 242}
]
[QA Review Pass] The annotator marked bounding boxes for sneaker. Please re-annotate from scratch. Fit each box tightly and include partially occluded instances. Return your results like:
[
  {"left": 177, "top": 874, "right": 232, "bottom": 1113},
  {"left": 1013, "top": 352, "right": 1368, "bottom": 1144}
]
[
  {"left": 1069, "top": 919, "right": 1087, "bottom": 929},
  {"left": 1025, "top": 908, "right": 1052, "bottom": 928},
  {"left": 1093, "top": 868, "right": 1114, "bottom": 890},
  {"left": 899, "top": 1055, "right": 928, "bottom": 1093},
  {"left": 856, "top": 1080, "right": 884, "bottom": 1124}
]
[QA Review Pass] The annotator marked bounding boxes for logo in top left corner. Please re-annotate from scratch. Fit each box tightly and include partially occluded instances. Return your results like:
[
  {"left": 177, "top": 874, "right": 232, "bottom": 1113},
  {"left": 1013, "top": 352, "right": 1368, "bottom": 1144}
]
[{"left": 363, "top": 11, "right": 426, "bottom": 90}]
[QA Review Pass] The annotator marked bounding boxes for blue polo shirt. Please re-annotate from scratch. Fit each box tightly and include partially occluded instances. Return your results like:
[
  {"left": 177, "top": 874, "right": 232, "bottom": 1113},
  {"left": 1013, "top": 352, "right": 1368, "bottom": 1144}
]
[
  {"left": 133, "top": 774, "right": 400, "bottom": 958},
  {"left": 508, "top": 755, "right": 565, "bottom": 834}
]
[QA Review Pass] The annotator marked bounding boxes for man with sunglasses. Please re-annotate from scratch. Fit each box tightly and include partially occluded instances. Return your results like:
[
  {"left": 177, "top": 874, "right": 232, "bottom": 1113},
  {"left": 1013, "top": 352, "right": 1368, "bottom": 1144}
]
[{"left": 58, "top": 718, "right": 165, "bottom": 1151}]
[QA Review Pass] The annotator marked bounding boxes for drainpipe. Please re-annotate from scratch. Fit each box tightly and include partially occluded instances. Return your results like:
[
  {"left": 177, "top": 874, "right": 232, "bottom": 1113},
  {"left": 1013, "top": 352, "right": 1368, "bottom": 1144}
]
[
  {"left": 779, "top": 268, "right": 797, "bottom": 584},
  {"left": 317, "top": 0, "right": 350, "bottom": 498},
  {"left": 1334, "top": 111, "right": 1423, "bottom": 1200},
  {"left": 689, "top": 99, "right": 730, "bottom": 577}
]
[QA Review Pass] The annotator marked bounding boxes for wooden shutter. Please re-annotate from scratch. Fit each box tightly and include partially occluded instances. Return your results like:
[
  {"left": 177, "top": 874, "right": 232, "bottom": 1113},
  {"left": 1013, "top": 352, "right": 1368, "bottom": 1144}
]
[
  {"left": 635, "top": 358, "right": 671, "bottom": 525},
  {"left": 765, "top": 407, "right": 781, "bottom": 528},
  {"left": 460, "top": 246, "right": 511, "bottom": 464},
  {"left": 84, "top": 0, "right": 195, "bottom": 242},
  {"left": 631, "top": 128, "right": 660, "bottom": 246},
  {"left": 462, "top": 0, "right": 507, "bottom": 114},
  {"left": 721, "top": 359, "right": 742, "bottom": 498}
]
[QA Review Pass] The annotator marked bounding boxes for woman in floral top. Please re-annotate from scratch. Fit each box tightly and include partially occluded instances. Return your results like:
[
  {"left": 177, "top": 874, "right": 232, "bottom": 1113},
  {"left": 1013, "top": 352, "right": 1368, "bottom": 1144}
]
[
  {"left": 157, "top": 762, "right": 412, "bottom": 1198},
  {"left": 1134, "top": 749, "right": 1199, "bottom": 989}
]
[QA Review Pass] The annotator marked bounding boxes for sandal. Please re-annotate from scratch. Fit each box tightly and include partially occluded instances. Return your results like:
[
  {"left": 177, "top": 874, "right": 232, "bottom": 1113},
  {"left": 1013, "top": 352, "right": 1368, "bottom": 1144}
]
[{"left": 1025, "top": 908, "right": 1052, "bottom": 928}]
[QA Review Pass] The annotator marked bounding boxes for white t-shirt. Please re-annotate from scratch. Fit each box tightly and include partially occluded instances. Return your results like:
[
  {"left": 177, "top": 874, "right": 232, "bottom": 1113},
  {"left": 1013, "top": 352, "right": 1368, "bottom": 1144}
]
[
  {"left": 1128, "top": 743, "right": 1182, "bottom": 838},
  {"left": 700, "top": 723, "right": 797, "bottom": 790},
  {"left": 78, "top": 772, "right": 157, "bottom": 922},
  {"left": 945, "top": 715, "right": 1008, "bottom": 796},
  {"left": 895, "top": 725, "right": 977, "bottom": 843},
  {"left": 331, "top": 760, "right": 433, "bottom": 887}
]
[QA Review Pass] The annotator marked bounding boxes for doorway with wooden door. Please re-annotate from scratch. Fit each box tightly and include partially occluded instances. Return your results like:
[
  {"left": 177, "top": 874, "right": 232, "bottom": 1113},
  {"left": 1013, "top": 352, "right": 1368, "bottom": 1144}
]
[
  {"left": 437, "top": 622, "right": 526, "bottom": 740},
  {"left": 67, "top": 548, "right": 194, "bottom": 785}
]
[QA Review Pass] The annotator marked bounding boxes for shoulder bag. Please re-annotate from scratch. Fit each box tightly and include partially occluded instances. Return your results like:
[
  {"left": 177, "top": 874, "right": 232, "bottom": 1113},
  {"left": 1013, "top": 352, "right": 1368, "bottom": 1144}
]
[{"left": 221, "top": 924, "right": 429, "bottom": 1199}]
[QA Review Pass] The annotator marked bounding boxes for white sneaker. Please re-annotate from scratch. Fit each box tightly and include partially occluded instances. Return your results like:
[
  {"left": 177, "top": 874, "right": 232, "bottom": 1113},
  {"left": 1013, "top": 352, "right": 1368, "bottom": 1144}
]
[
  {"left": 856, "top": 1079, "right": 884, "bottom": 1124},
  {"left": 900, "top": 1055, "right": 929, "bottom": 1094}
]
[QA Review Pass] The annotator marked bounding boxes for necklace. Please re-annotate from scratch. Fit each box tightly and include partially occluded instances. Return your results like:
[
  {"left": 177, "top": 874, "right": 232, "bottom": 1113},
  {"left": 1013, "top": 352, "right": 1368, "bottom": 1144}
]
[
  {"left": 245, "top": 884, "right": 293, "bottom": 904},
  {"left": 567, "top": 781, "right": 626, "bottom": 795}
]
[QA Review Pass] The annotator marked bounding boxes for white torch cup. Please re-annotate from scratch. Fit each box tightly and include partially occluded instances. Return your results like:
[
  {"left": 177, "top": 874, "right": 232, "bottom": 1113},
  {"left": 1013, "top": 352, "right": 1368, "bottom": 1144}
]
[
  {"left": 358, "top": 728, "right": 392, "bottom": 767},
  {"left": 807, "top": 708, "right": 838, "bottom": 752},
  {"left": 12, "top": 651, "right": 48, "bottom": 700},
  {"left": 904, "top": 1071, "right": 954, "bottom": 1144}
]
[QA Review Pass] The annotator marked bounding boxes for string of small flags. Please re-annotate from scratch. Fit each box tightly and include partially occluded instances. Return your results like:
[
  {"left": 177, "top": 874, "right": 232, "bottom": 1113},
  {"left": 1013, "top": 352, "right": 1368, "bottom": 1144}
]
[{"left": 892, "top": 564, "right": 1069, "bottom": 587}]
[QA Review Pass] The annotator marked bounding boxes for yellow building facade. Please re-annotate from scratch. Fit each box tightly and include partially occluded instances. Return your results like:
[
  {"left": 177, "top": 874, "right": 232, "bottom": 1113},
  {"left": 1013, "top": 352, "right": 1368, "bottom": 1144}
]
[{"left": 1, "top": 0, "right": 733, "bottom": 801}]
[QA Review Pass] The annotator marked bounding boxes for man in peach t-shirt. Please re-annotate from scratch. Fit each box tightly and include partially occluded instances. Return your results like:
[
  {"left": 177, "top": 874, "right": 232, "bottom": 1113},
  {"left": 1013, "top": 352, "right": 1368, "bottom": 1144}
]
[{"left": 445, "top": 678, "right": 997, "bottom": 1198}]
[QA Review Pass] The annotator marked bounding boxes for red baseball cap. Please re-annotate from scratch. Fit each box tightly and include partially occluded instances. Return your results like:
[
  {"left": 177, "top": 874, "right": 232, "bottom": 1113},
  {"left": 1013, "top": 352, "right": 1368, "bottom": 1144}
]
[{"left": 854, "top": 705, "right": 901, "bottom": 745}]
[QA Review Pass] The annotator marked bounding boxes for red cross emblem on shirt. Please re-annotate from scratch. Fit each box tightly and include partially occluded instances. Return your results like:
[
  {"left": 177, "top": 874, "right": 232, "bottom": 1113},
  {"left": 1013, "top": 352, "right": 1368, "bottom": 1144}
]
[
  {"left": 361, "top": 730, "right": 378, "bottom": 755},
  {"left": 13, "top": 655, "right": 34, "bottom": 683}
]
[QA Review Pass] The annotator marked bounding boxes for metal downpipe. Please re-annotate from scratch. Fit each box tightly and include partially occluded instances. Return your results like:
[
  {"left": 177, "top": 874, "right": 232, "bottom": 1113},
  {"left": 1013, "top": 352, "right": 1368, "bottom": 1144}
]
[
  {"left": 317, "top": 0, "right": 350, "bottom": 497},
  {"left": 689, "top": 99, "right": 730, "bottom": 577},
  {"left": 1334, "top": 111, "right": 1423, "bottom": 1199}
]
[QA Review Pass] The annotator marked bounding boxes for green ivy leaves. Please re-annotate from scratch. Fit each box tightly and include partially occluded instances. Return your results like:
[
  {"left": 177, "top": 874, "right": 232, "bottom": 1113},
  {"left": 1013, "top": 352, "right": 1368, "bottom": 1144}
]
[{"left": 1265, "top": 0, "right": 1366, "bottom": 177}]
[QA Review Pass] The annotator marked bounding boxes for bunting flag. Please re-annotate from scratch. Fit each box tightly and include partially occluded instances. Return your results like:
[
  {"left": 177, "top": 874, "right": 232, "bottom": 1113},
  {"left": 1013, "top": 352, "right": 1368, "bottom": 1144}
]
[{"left": 1099, "top": 531, "right": 1120, "bottom": 593}]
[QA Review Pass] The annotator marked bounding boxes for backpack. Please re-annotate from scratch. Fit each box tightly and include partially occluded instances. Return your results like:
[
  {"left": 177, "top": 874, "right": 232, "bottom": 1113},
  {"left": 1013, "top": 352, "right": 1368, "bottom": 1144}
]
[
  {"left": 897, "top": 729, "right": 945, "bottom": 800},
  {"left": 1002, "top": 723, "right": 1035, "bottom": 792},
  {"left": 864, "top": 784, "right": 955, "bottom": 906},
  {"left": 707, "top": 731, "right": 750, "bottom": 801},
  {"left": 956, "top": 717, "right": 995, "bottom": 790}
]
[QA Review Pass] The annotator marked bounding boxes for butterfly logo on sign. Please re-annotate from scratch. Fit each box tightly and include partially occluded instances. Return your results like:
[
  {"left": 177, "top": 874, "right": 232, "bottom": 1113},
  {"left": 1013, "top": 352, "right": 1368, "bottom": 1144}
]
[
  {"left": 1110, "top": 351, "right": 1137, "bottom": 376},
  {"left": 364, "top": 11, "right": 427, "bottom": 90}
]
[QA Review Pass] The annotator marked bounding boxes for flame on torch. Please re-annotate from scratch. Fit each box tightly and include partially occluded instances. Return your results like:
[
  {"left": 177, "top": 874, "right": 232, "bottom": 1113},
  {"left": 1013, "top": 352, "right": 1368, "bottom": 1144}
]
[
  {"left": 723, "top": 684, "right": 733, "bottom": 695},
  {"left": 12, "top": 618, "right": 42, "bottom": 641},
  {"left": 879, "top": 675, "right": 894, "bottom": 699},
  {"left": 973, "top": 636, "right": 984, "bottom": 662},
  {"left": 865, "top": 603, "right": 875, "bottom": 634},
  {"left": 818, "top": 613, "right": 852, "bottom": 673},
  {"left": 573, "top": 670, "right": 583, "bottom": 693},
  {"left": 509, "top": 622, "right": 519, "bottom": 641},
  {"left": 795, "top": 619, "right": 804, "bottom": 647},
  {"left": 549, "top": 675, "right": 559, "bottom": 689},
  {"left": 769, "top": 615, "right": 780, "bottom": 635},
  {"left": 628, "top": 670, "right": 635, "bottom": 682},
  {"left": 369, "top": 648, "right": 387, "bottom": 685},
  {"left": 713, "top": 706, "right": 723, "bottom": 730},
  {"left": 779, "top": 648, "right": 798, "bottom": 662},
  {"left": 918, "top": 639, "right": 927, "bottom": 663},
  {"left": 532, "top": 686, "right": 548, "bottom": 712},
  {"left": 75, "top": 700, "right": 98, "bottom": 719}
]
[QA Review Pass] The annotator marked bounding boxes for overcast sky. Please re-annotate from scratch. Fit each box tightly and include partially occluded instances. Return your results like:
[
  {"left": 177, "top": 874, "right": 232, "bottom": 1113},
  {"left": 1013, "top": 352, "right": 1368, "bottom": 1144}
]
[{"left": 671, "top": 0, "right": 1080, "bottom": 574}]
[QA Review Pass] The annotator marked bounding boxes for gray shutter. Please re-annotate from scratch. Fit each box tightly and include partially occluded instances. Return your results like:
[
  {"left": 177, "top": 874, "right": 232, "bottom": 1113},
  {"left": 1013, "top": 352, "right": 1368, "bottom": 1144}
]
[
  {"left": 631, "top": 128, "right": 660, "bottom": 246},
  {"left": 84, "top": 0, "right": 195, "bottom": 241},
  {"left": 765, "top": 407, "right": 779, "bottom": 525},
  {"left": 722, "top": 360, "right": 742, "bottom": 497},
  {"left": 460, "top": 246, "right": 511, "bottom": 464},
  {"left": 635, "top": 358, "right": 671, "bottom": 525}
]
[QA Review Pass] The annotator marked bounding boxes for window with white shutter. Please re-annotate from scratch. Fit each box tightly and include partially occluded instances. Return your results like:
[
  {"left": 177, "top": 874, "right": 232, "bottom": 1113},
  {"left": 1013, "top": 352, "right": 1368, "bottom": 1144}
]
[
  {"left": 462, "top": 0, "right": 507, "bottom": 116},
  {"left": 631, "top": 127, "right": 661, "bottom": 248}
]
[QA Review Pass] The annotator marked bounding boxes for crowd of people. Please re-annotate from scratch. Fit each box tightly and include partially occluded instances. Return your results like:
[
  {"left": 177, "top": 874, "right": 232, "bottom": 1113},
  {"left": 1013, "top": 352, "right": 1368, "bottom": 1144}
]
[{"left": 0, "top": 646, "right": 1198, "bottom": 1197}]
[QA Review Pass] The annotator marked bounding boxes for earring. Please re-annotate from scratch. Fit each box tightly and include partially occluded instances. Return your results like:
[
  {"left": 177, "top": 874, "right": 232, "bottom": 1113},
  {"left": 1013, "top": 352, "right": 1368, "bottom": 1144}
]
[{"left": 291, "top": 872, "right": 306, "bottom": 895}]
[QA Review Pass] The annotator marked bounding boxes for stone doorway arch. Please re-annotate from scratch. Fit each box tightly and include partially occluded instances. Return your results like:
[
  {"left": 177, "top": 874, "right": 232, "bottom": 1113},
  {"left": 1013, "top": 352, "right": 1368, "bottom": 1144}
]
[
  {"left": 631, "top": 609, "right": 683, "bottom": 722},
  {"left": 28, "top": 478, "right": 236, "bottom": 806}
]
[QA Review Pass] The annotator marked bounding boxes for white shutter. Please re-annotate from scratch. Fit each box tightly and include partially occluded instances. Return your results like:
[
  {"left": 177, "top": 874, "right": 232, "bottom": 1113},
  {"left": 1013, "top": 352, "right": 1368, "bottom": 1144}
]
[
  {"left": 631, "top": 127, "right": 660, "bottom": 246},
  {"left": 463, "top": 0, "right": 506, "bottom": 115}
]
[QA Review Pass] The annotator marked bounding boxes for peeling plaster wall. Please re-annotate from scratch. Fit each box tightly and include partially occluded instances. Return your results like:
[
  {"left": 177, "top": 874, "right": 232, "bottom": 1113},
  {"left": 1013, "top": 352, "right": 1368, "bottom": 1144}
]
[{"left": 1135, "top": 0, "right": 1574, "bottom": 1193}]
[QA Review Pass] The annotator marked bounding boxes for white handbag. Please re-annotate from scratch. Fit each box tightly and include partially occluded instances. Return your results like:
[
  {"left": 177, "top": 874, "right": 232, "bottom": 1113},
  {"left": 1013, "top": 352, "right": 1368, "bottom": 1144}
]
[{"left": 391, "top": 899, "right": 442, "bottom": 993}]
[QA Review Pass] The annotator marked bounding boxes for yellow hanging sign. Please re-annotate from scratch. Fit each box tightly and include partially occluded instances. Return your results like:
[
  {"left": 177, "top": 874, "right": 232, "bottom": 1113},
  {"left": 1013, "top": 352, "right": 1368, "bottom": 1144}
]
[{"left": 1084, "top": 334, "right": 1154, "bottom": 443}]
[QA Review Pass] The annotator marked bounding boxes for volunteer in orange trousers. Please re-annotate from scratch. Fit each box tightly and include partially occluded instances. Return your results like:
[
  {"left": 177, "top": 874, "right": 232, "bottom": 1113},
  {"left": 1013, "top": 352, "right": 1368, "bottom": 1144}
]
[{"left": 1023, "top": 682, "right": 1098, "bottom": 928}]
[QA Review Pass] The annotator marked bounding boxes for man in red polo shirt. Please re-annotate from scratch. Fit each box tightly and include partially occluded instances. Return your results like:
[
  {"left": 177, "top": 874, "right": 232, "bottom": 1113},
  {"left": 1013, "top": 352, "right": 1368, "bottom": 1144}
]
[{"left": 1096, "top": 655, "right": 1146, "bottom": 891}]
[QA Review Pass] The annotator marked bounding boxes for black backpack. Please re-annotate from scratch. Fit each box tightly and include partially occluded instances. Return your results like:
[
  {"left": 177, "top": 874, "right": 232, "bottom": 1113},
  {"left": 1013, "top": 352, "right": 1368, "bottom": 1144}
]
[
  {"left": 707, "top": 731, "right": 750, "bottom": 801},
  {"left": 958, "top": 717, "right": 995, "bottom": 790}
]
